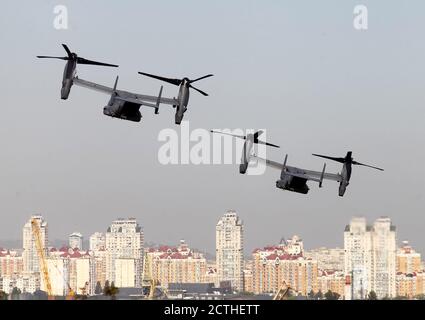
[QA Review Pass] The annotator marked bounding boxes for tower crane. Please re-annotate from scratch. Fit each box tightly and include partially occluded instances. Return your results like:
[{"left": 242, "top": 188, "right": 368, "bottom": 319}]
[
  {"left": 141, "top": 252, "right": 157, "bottom": 299},
  {"left": 273, "top": 281, "right": 297, "bottom": 300}
]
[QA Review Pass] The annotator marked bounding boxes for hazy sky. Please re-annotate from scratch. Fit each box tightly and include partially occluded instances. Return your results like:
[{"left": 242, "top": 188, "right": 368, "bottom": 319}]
[{"left": 0, "top": 1, "right": 424, "bottom": 255}]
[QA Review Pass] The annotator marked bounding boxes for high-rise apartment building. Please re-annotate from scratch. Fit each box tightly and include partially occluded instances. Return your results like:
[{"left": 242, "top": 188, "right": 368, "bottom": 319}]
[
  {"left": 22, "top": 215, "right": 48, "bottom": 274},
  {"left": 69, "top": 232, "right": 83, "bottom": 250},
  {"left": 344, "top": 217, "right": 396, "bottom": 299},
  {"left": 105, "top": 218, "right": 144, "bottom": 287},
  {"left": 304, "top": 247, "right": 345, "bottom": 272},
  {"left": 216, "top": 210, "right": 244, "bottom": 291},
  {"left": 89, "top": 232, "right": 106, "bottom": 251}
]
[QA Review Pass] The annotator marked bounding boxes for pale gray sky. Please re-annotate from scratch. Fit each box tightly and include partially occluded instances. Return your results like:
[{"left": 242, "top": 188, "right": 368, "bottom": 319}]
[{"left": 0, "top": 0, "right": 424, "bottom": 255}]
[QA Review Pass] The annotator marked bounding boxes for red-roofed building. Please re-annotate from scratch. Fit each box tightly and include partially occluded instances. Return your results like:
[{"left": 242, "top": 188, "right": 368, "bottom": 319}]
[
  {"left": 318, "top": 270, "right": 345, "bottom": 297},
  {"left": 46, "top": 247, "right": 94, "bottom": 296},
  {"left": 146, "top": 240, "right": 207, "bottom": 288},
  {"left": 0, "top": 250, "right": 23, "bottom": 277},
  {"left": 252, "top": 237, "right": 318, "bottom": 296},
  {"left": 396, "top": 271, "right": 425, "bottom": 298}
]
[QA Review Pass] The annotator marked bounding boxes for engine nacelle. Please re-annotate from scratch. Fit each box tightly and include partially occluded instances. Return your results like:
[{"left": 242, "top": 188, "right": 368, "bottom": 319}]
[
  {"left": 338, "top": 181, "right": 348, "bottom": 197},
  {"left": 239, "top": 162, "right": 248, "bottom": 174},
  {"left": 61, "top": 79, "right": 73, "bottom": 100}
]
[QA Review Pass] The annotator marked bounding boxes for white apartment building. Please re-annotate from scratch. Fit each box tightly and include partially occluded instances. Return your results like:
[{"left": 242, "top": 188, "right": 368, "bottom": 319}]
[
  {"left": 22, "top": 215, "right": 48, "bottom": 274},
  {"left": 114, "top": 258, "right": 137, "bottom": 288},
  {"left": 304, "top": 247, "right": 345, "bottom": 272},
  {"left": 69, "top": 232, "right": 83, "bottom": 250},
  {"left": 47, "top": 257, "right": 68, "bottom": 296},
  {"left": 344, "top": 217, "right": 396, "bottom": 299},
  {"left": 105, "top": 218, "right": 144, "bottom": 287},
  {"left": 216, "top": 210, "right": 244, "bottom": 291},
  {"left": 90, "top": 232, "right": 106, "bottom": 251}
]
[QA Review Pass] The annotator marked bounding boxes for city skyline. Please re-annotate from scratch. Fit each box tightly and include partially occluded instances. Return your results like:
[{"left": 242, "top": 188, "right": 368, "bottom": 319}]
[
  {"left": 0, "top": 211, "right": 421, "bottom": 257},
  {"left": 1, "top": 213, "right": 424, "bottom": 299},
  {"left": 0, "top": 211, "right": 420, "bottom": 258}
]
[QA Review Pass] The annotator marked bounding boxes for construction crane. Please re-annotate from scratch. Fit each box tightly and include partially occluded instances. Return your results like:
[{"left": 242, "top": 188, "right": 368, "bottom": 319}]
[
  {"left": 141, "top": 251, "right": 157, "bottom": 299},
  {"left": 79, "top": 281, "right": 89, "bottom": 297},
  {"left": 273, "top": 281, "right": 297, "bottom": 300},
  {"left": 31, "top": 218, "right": 54, "bottom": 300}
]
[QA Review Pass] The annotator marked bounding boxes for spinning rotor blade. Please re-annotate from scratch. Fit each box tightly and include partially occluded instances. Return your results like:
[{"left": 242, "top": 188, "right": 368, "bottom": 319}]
[
  {"left": 138, "top": 72, "right": 182, "bottom": 86},
  {"left": 253, "top": 130, "right": 264, "bottom": 140},
  {"left": 36, "top": 56, "right": 68, "bottom": 60},
  {"left": 189, "top": 84, "right": 208, "bottom": 96},
  {"left": 76, "top": 57, "right": 118, "bottom": 67},
  {"left": 189, "top": 74, "right": 214, "bottom": 83},
  {"left": 312, "top": 154, "right": 346, "bottom": 163},
  {"left": 256, "top": 140, "right": 280, "bottom": 148},
  {"left": 210, "top": 130, "right": 246, "bottom": 140},
  {"left": 62, "top": 44, "right": 72, "bottom": 57},
  {"left": 352, "top": 161, "right": 384, "bottom": 171}
]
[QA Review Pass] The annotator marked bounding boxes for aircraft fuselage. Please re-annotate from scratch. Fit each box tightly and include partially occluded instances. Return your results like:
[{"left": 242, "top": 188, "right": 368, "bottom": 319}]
[
  {"left": 103, "top": 97, "right": 142, "bottom": 122},
  {"left": 276, "top": 169, "right": 310, "bottom": 194}
]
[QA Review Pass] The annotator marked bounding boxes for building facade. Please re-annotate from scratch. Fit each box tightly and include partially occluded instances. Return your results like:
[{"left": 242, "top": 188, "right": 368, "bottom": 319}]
[
  {"left": 69, "top": 232, "right": 83, "bottom": 250},
  {"left": 397, "top": 241, "right": 421, "bottom": 274},
  {"left": 90, "top": 232, "right": 106, "bottom": 251},
  {"left": 0, "top": 249, "right": 23, "bottom": 277},
  {"left": 304, "top": 247, "right": 345, "bottom": 272},
  {"left": 344, "top": 217, "right": 396, "bottom": 299},
  {"left": 105, "top": 218, "right": 144, "bottom": 287},
  {"left": 22, "top": 215, "right": 48, "bottom": 274},
  {"left": 147, "top": 240, "right": 207, "bottom": 288},
  {"left": 216, "top": 210, "right": 244, "bottom": 291},
  {"left": 252, "top": 239, "right": 318, "bottom": 296}
]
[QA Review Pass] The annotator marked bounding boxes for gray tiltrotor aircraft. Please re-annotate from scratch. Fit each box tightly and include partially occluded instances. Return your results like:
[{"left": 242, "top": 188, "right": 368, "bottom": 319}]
[
  {"left": 138, "top": 72, "right": 213, "bottom": 125},
  {"left": 72, "top": 76, "right": 177, "bottom": 122},
  {"left": 37, "top": 44, "right": 118, "bottom": 100},
  {"left": 210, "top": 130, "right": 280, "bottom": 174},
  {"left": 251, "top": 151, "right": 383, "bottom": 197}
]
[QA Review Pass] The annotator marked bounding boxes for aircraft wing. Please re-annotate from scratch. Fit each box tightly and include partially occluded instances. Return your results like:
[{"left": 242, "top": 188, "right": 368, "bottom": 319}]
[
  {"left": 302, "top": 168, "right": 342, "bottom": 182},
  {"left": 132, "top": 92, "right": 177, "bottom": 106},
  {"left": 254, "top": 155, "right": 342, "bottom": 182},
  {"left": 73, "top": 77, "right": 114, "bottom": 94},
  {"left": 73, "top": 77, "right": 178, "bottom": 106}
]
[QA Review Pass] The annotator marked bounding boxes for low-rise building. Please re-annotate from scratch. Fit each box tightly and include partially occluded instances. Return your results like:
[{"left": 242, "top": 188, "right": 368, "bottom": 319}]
[
  {"left": 147, "top": 240, "right": 207, "bottom": 288},
  {"left": 252, "top": 237, "right": 318, "bottom": 296}
]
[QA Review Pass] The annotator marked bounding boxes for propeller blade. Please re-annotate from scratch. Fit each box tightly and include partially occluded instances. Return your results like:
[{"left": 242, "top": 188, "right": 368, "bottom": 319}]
[
  {"left": 62, "top": 44, "right": 72, "bottom": 57},
  {"left": 253, "top": 130, "right": 264, "bottom": 141},
  {"left": 36, "top": 56, "right": 68, "bottom": 60},
  {"left": 312, "top": 154, "right": 346, "bottom": 163},
  {"left": 256, "top": 140, "right": 280, "bottom": 148},
  {"left": 76, "top": 57, "right": 118, "bottom": 67},
  {"left": 352, "top": 161, "right": 384, "bottom": 171},
  {"left": 138, "top": 72, "right": 181, "bottom": 86},
  {"left": 189, "top": 74, "right": 214, "bottom": 83},
  {"left": 189, "top": 84, "right": 208, "bottom": 96},
  {"left": 210, "top": 130, "right": 246, "bottom": 140}
]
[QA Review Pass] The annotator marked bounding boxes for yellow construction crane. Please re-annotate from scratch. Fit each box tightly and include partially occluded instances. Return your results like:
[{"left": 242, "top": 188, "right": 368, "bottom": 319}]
[
  {"left": 273, "top": 281, "right": 297, "bottom": 300},
  {"left": 31, "top": 218, "right": 54, "bottom": 300},
  {"left": 141, "top": 251, "right": 157, "bottom": 299}
]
